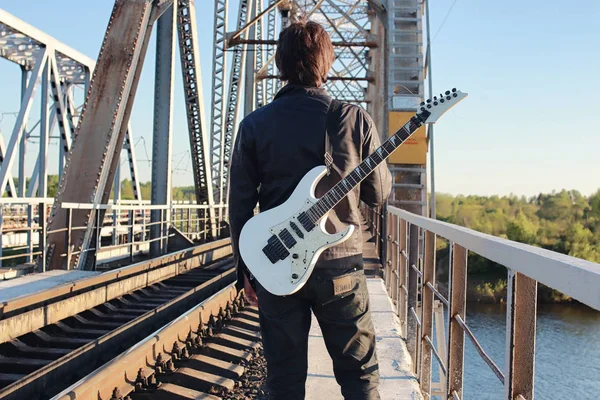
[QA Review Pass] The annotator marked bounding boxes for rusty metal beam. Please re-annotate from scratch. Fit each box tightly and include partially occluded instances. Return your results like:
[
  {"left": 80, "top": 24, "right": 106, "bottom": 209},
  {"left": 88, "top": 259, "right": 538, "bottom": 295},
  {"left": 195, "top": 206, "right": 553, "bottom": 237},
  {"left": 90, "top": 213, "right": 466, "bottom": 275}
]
[
  {"left": 505, "top": 271, "right": 537, "bottom": 400},
  {"left": 227, "top": 38, "right": 378, "bottom": 48},
  {"left": 420, "top": 230, "right": 436, "bottom": 396},
  {"left": 45, "top": 0, "right": 156, "bottom": 270},
  {"left": 447, "top": 243, "right": 467, "bottom": 398}
]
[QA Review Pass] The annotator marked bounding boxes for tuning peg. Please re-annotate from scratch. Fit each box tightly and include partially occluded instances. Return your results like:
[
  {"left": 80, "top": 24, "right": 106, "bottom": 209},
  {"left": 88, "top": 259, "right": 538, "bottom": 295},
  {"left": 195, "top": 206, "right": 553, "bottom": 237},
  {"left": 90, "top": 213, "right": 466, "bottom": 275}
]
[{"left": 445, "top": 90, "right": 450, "bottom": 95}]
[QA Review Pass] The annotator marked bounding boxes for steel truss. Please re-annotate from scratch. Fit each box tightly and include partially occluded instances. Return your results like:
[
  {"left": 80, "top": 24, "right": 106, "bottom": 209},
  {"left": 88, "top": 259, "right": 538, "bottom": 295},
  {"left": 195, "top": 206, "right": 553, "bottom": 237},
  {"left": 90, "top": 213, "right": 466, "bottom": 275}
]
[{"left": 0, "top": 9, "right": 143, "bottom": 202}]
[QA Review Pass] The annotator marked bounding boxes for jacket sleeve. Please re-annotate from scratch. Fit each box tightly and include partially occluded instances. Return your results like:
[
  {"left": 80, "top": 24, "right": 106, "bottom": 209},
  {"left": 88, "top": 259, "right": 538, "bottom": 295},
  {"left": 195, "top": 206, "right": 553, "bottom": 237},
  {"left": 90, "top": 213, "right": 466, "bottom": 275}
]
[
  {"left": 360, "top": 113, "right": 393, "bottom": 207},
  {"left": 228, "top": 121, "right": 260, "bottom": 288}
]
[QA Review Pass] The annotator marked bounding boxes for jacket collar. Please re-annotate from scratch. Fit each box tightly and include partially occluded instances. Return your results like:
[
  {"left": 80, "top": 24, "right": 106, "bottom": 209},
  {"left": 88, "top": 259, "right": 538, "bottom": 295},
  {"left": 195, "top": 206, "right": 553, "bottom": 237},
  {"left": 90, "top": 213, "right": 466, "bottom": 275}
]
[{"left": 273, "top": 83, "right": 328, "bottom": 100}]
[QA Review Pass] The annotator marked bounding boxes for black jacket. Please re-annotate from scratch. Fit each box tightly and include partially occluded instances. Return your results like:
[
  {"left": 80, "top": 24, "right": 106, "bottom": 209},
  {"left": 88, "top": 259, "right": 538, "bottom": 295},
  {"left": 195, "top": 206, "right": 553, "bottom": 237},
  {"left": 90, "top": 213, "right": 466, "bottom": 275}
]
[{"left": 228, "top": 84, "right": 392, "bottom": 282}]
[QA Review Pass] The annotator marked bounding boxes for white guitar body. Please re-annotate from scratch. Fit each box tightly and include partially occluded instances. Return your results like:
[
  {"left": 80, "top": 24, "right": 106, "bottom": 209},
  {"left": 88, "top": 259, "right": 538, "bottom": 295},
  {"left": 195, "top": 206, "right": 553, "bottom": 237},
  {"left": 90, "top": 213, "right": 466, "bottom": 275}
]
[{"left": 239, "top": 165, "right": 354, "bottom": 296}]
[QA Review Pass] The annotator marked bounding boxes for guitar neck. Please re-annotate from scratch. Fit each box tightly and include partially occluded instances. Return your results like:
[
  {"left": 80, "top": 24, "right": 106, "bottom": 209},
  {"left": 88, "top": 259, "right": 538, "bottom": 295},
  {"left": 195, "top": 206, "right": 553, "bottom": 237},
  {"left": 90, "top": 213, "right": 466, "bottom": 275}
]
[{"left": 306, "top": 111, "right": 429, "bottom": 222}]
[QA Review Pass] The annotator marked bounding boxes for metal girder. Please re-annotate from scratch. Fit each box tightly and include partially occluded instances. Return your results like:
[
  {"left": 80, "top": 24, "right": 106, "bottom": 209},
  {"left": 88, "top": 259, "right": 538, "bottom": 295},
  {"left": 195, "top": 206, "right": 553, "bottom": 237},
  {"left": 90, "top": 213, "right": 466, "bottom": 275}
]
[
  {"left": 151, "top": 4, "right": 177, "bottom": 256},
  {"left": 222, "top": 0, "right": 251, "bottom": 203},
  {"left": 209, "top": 0, "right": 228, "bottom": 206},
  {"left": 264, "top": 5, "right": 277, "bottom": 103},
  {"left": 0, "top": 9, "right": 92, "bottom": 83},
  {"left": 0, "top": 136, "right": 17, "bottom": 197},
  {"left": 45, "top": 0, "right": 157, "bottom": 270},
  {"left": 254, "top": 0, "right": 265, "bottom": 108},
  {"left": 176, "top": 0, "right": 216, "bottom": 233},
  {"left": 0, "top": 49, "right": 48, "bottom": 196}
]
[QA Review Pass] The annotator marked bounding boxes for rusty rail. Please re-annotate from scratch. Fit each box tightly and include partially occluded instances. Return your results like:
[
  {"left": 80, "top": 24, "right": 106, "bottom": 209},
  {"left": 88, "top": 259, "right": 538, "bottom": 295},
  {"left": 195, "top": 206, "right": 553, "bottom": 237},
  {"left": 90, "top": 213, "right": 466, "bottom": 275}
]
[
  {"left": 0, "top": 238, "right": 231, "bottom": 343},
  {"left": 52, "top": 284, "right": 260, "bottom": 400},
  {"left": 366, "top": 204, "right": 600, "bottom": 400}
]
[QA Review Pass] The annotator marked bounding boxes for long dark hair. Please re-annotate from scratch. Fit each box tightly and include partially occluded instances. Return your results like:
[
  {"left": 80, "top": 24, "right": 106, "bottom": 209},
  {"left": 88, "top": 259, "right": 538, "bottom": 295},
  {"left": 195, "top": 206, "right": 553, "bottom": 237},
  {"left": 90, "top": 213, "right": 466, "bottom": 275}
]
[{"left": 275, "top": 20, "right": 334, "bottom": 88}]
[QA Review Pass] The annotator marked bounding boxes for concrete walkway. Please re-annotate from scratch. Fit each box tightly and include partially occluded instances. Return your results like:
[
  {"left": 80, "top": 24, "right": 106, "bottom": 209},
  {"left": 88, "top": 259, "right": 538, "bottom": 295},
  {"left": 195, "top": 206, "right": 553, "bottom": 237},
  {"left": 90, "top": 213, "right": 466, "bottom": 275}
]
[{"left": 306, "top": 277, "right": 423, "bottom": 400}]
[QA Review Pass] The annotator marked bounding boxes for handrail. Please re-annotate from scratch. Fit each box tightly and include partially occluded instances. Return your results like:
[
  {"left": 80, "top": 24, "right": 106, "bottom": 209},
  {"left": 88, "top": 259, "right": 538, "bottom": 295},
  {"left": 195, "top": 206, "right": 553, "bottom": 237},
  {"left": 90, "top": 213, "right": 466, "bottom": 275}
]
[
  {"left": 389, "top": 206, "right": 600, "bottom": 310},
  {"left": 367, "top": 203, "right": 600, "bottom": 400}
]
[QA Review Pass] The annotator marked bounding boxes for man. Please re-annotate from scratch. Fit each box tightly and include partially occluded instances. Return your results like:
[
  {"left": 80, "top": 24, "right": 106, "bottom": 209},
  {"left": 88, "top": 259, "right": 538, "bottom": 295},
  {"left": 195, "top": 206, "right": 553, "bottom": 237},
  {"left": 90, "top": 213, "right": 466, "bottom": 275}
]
[{"left": 229, "top": 20, "right": 392, "bottom": 400}]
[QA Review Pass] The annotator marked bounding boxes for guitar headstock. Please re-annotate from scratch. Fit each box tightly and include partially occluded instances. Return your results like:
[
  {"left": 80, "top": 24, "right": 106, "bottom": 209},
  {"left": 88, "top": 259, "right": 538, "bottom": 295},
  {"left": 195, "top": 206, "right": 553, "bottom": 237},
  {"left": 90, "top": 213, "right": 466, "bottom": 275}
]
[{"left": 418, "top": 88, "right": 467, "bottom": 124}]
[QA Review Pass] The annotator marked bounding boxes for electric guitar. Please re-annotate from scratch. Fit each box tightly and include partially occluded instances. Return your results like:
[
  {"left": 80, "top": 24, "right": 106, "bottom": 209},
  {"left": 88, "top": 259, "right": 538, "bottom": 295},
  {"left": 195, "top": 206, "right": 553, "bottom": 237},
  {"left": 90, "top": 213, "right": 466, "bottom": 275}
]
[{"left": 239, "top": 89, "right": 468, "bottom": 295}]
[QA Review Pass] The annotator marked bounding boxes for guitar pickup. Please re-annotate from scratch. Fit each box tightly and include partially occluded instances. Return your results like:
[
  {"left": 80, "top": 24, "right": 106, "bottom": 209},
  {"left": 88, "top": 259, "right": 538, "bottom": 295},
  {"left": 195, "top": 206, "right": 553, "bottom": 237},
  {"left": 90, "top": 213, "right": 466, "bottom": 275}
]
[
  {"left": 297, "top": 212, "right": 315, "bottom": 232},
  {"left": 278, "top": 229, "right": 297, "bottom": 248},
  {"left": 262, "top": 235, "right": 290, "bottom": 264},
  {"left": 289, "top": 221, "right": 304, "bottom": 238}
]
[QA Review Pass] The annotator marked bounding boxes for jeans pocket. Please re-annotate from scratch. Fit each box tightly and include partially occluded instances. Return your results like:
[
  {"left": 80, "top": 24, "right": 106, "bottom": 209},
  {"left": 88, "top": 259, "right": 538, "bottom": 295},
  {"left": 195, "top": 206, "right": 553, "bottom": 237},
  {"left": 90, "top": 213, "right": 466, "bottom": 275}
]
[{"left": 319, "top": 271, "right": 367, "bottom": 321}]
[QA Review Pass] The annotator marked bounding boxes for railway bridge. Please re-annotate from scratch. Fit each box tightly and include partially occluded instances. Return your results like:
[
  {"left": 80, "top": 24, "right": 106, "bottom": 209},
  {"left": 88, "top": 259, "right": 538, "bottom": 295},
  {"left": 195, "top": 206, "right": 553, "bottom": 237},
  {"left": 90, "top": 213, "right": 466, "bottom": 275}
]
[{"left": 0, "top": 1, "right": 598, "bottom": 399}]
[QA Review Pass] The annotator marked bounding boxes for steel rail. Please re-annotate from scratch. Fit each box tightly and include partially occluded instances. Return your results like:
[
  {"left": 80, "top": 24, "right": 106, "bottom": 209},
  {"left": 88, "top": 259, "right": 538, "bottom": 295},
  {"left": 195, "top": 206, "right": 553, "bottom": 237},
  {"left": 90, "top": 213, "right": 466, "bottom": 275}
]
[
  {"left": 52, "top": 283, "right": 254, "bottom": 400},
  {"left": 0, "top": 238, "right": 231, "bottom": 342},
  {"left": 0, "top": 262, "right": 236, "bottom": 400}
]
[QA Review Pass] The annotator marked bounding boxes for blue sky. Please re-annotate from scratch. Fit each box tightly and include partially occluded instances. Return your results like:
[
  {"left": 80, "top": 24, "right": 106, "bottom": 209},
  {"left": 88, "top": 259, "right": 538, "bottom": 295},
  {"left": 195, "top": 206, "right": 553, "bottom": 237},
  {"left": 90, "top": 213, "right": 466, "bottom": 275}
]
[{"left": 0, "top": 0, "right": 598, "bottom": 197}]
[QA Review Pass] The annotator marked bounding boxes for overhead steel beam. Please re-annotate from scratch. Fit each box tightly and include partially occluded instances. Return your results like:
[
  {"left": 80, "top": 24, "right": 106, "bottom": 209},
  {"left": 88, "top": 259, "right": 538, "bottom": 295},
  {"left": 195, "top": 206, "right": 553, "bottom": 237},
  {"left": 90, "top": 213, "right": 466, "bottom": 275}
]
[
  {"left": 228, "top": 38, "right": 377, "bottom": 47},
  {"left": 45, "top": 0, "right": 157, "bottom": 270},
  {"left": 227, "top": 0, "right": 284, "bottom": 43}
]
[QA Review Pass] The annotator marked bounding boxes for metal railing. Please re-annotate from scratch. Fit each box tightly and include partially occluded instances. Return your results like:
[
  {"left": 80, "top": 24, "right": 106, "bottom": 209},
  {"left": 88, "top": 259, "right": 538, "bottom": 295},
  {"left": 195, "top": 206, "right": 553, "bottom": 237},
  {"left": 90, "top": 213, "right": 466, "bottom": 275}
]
[
  {"left": 0, "top": 198, "right": 228, "bottom": 271},
  {"left": 366, "top": 204, "right": 600, "bottom": 400}
]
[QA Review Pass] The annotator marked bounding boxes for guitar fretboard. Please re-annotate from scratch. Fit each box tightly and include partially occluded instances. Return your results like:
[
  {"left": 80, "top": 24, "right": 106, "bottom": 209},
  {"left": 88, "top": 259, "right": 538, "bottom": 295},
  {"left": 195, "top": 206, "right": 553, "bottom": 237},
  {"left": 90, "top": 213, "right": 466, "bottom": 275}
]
[{"left": 305, "top": 112, "right": 428, "bottom": 223}]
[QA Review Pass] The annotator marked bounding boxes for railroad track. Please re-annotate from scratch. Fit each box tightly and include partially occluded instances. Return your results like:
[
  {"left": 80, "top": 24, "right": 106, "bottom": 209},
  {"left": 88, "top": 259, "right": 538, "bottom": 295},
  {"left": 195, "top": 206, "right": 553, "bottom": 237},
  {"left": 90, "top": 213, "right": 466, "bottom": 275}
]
[
  {"left": 52, "top": 284, "right": 261, "bottom": 400},
  {"left": 0, "top": 239, "right": 235, "bottom": 400}
]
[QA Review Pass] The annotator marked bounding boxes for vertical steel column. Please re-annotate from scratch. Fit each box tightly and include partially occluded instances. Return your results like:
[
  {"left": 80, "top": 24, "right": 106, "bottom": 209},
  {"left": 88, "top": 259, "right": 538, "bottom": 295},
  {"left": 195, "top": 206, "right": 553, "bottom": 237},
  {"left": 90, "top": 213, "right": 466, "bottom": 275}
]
[
  {"left": 18, "top": 66, "right": 28, "bottom": 197},
  {"left": 222, "top": 0, "right": 250, "bottom": 202},
  {"left": 244, "top": 0, "right": 257, "bottom": 116},
  {"left": 505, "top": 271, "right": 537, "bottom": 400},
  {"left": 407, "top": 223, "right": 420, "bottom": 370},
  {"left": 447, "top": 243, "right": 467, "bottom": 398},
  {"left": 151, "top": 3, "right": 177, "bottom": 256},
  {"left": 425, "top": 0, "right": 436, "bottom": 219},
  {"left": 177, "top": 0, "right": 217, "bottom": 237},
  {"left": 420, "top": 229, "right": 436, "bottom": 396},
  {"left": 209, "top": 0, "right": 227, "bottom": 208},
  {"left": 39, "top": 57, "right": 50, "bottom": 198},
  {"left": 254, "top": 0, "right": 265, "bottom": 108}
]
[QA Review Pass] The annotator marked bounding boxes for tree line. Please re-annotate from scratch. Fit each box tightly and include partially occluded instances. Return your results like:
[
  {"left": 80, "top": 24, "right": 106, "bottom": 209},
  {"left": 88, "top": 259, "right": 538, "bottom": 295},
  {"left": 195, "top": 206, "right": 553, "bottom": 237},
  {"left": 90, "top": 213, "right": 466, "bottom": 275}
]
[{"left": 434, "top": 189, "right": 600, "bottom": 303}]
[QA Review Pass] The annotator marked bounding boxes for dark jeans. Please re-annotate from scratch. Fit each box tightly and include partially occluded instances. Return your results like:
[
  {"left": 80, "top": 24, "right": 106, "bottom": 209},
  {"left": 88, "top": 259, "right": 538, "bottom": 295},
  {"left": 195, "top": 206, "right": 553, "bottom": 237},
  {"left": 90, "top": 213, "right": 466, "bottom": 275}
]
[{"left": 255, "top": 265, "right": 381, "bottom": 400}]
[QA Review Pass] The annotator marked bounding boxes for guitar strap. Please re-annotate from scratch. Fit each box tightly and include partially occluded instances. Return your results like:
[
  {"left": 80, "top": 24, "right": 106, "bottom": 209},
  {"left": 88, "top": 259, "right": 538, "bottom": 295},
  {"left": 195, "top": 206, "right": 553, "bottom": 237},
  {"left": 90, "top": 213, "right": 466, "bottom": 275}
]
[{"left": 324, "top": 99, "right": 342, "bottom": 175}]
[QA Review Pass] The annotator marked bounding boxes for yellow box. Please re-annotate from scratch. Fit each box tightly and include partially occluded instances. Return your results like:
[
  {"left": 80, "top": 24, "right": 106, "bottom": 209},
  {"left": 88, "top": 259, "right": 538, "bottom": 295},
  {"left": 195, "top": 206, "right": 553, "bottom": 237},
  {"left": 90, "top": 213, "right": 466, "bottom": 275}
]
[{"left": 387, "top": 111, "right": 427, "bottom": 165}]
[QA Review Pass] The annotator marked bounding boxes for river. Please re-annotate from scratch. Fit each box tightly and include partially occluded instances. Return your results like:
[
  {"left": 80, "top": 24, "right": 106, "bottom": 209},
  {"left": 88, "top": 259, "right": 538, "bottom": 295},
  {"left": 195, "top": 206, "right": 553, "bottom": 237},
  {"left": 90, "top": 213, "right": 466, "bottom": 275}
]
[{"left": 435, "top": 303, "right": 600, "bottom": 399}]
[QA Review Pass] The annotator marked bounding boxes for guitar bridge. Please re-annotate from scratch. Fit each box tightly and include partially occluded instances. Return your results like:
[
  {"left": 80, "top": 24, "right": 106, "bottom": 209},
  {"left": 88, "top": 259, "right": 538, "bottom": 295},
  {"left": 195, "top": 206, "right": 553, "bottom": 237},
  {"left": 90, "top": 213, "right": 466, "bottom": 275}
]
[{"left": 262, "top": 235, "right": 290, "bottom": 264}]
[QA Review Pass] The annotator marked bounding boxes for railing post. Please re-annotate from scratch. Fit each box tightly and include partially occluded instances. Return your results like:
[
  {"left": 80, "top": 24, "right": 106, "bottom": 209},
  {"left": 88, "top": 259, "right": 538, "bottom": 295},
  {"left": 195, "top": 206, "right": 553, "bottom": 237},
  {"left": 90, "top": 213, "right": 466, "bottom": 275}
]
[
  {"left": 0, "top": 206, "right": 3, "bottom": 268},
  {"left": 505, "top": 271, "right": 537, "bottom": 400},
  {"left": 26, "top": 204, "right": 33, "bottom": 263},
  {"left": 65, "top": 208, "right": 72, "bottom": 270},
  {"left": 407, "top": 223, "right": 420, "bottom": 370},
  {"left": 398, "top": 218, "right": 408, "bottom": 336},
  {"left": 390, "top": 214, "right": 398, "bottom": 305},
  {"left": 128, "top": 210, "right": 134, "bottom": 262},
  {"left": 447, "top": 243, "right": 467, "bottom": 399},
  {"left": 39, "top": 202, "right": 47, "bottom": 272},
  {"left": 385, "top": 212, "right": 392, "bottom": 292},
  {"left": 420, "top": 230, "right": 436, "bottom": 396}
]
